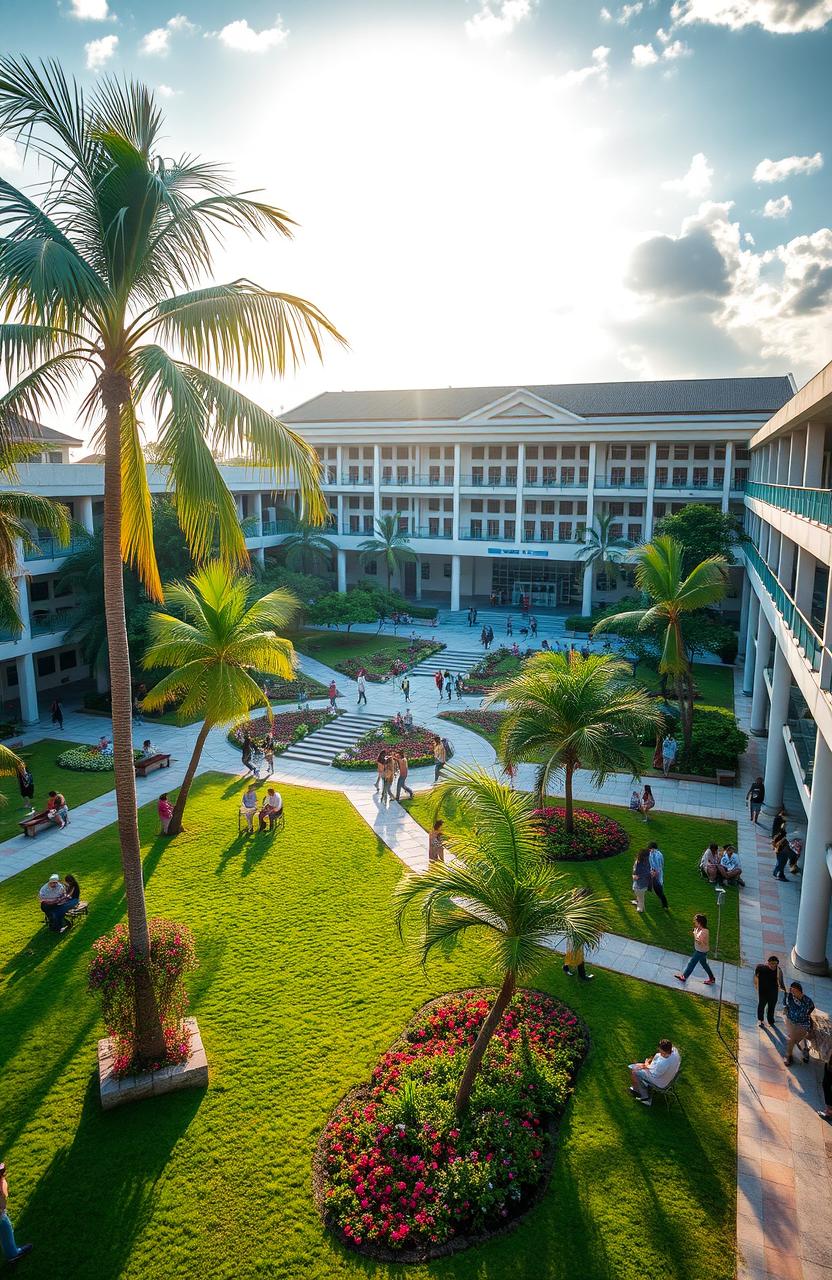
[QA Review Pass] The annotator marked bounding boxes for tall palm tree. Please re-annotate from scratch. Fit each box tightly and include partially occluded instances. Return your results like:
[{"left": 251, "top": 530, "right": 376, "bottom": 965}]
[
  {"left": 593, "top": 535, "right": 727, "bottom": 749},
  {"left": 394, "top": 767, "right": 606, "bottom": 1116},
  {"left": 490, "top": 651, "right": 661, "bottom": 832},
  {"left": 358, "top": 514, "right": 415, "bottom": 593},
  {"left": 0, "top": 61, "right": 342, "bottom": 1063},
  {"left": 0, "top": 438, "right": 70, "bottom": 631},
  {"left": 142, "top": 562, "right": 299, "bottom": 836},
  {"left": 577, "top": 512, "right": 632, "bottom": 604},
  {"left": 277, "top": 510, "right": 336, "bottom": 575}
]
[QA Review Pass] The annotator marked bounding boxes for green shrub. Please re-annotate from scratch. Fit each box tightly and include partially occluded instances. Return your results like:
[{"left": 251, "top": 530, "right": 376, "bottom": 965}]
[
  {"left": 679, "top": 706, "right": 747, "bottom": 776},
  {"left": 565, "top": 596, "right": 642, "bottom": 632}
]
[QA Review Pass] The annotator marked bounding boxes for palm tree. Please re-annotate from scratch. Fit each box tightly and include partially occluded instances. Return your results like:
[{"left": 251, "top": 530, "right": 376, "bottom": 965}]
[
  {"left": 141, "top": 562, "right": 299, "bottom": 836},
  {"left": 277, "top": 510, "right": 336, "bottom": 575},
  {"left": 0, "top": 61, "right": 342, "bottom": 1063},
  {"left": 0, "top": 438, "right": 70, "bottom": 631},
  {"left": 490, "top": 651, "right": 661, "bottom": 832},
  {"left": 577, "top": 512, "right": 632, "bottom": 605},
  {"left": 357, "top": 515, "right": 416, "bottom": 593},
  {"left": 394, "top": 767, "right": 606, "bottom": 1116},
  {"left": 593, "top": 535, "right": 727, "bottom": 750}
]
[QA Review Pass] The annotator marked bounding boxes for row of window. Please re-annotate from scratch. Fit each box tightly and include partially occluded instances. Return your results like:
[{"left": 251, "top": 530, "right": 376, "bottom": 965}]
[
  {"left": 319, "top": 443, "right": 751, "bottom": 462},
  {"left": 4, "top": 649, "right": 78, "bottom": 685},
  {"left": 333, "top": 464, "right": 749, "bottom": 487}
]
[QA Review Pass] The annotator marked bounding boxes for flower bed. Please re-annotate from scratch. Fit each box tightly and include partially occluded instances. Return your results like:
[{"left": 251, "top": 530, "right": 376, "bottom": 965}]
[
  {"left": 438, "top": 709, "right": 505, "bottom": 746},
  {"left": 463, "top": 647, "right": 525, "bottom": 694},
  {"left": 316, "top": 988, "right": 587, "bottom": 1260},
  {"left": 532, "top": 806, "right": 630, "bottom": 861},
  {"left": 58, "top": 746, "right": 142, "bottom": 772},
  {"left": 335, "top": 640, "right": 444, "bottom": 683},
  {"left": 332, "top": 720, "right": 436, "bottom": 770},
  {"left": 228, "top": 708, "right": 336, "bottom": 754}
]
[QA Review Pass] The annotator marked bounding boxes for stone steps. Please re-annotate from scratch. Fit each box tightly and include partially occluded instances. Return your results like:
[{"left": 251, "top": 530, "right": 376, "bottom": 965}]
[{"left": 279, "top": 712, "right": 388, "bottom": 766}]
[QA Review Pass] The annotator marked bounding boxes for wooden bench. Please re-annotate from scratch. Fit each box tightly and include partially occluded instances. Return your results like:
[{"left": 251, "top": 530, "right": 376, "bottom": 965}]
[
  {"left": 715, "top": 769, "right": 737, "bottom": 787},
  {"left": 42, "top": 899, "right": 89, "bottom": 928},
  {"left": 135, "top": 753, "right": 171, "bottom": 778},
  {"left": 20, "top": 810, "right": 54, "bottom": 838}
]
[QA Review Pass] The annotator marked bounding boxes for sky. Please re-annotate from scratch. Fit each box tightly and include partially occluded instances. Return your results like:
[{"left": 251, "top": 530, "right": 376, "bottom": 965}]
[{"left": 1, "top": 0, "right": 832, "bottom": 434}]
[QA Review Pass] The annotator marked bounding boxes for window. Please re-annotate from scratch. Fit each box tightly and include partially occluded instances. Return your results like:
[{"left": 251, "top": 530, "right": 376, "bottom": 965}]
[
  {"left": 540, "top": 444, "right": 555, "bottom": 460},
  {"left": 472, "top": 446, "right": 484, "bottom": 459},
  {"left": 609, "top": 503, "right": 624, "bottom": 516},
  {"left": 487, "top": 467, "right": 501, "bottom": 485},
  {"left": 609, "top": 523, "right": 623, "bottom": 538},
  {"left": 470, "top": 499, "right": 483, "bottom": 512},
  {"left": 524, "top": 520, "right": 535, "bottom": 540},
  {"left": 37, "top": 655, "right": 56, "bottom": 677},
  {"left": 525, "top": 466, "right": 538, "bottom": 485},
  {"left": 628, "top": 503, "right": 643, "bottom": 517},
  {"left": 628, "top": 523, "right": 642, "bottom": 541},
  {"left": 487, "top": 519, "right": 499, "bottom": 537},
  {"left": 347, "top": 466, "right": 359, "bottom": 483},
  {"left": 381, "top": 497, "right": 392, "bottom": 511},
  {"left": 505, "top": 467, "right": 517, "bottom": 485},
  {"left": 443, "top": 562, "right": 452, "bottom": 578},
  {"left": 47, "top": 451, "right": 63, "bottom": 464},
  {"left": 348, "top": 447, "right": 359, "bottom": 459},
  {"left": 736, "top": 447, "right": 750, "bottom": 461},
  {"left": 579, "top": 466, "right": 589, "bottom": 484},
  {"left": 579, "top": 445, "right": 590, "bottom": 459},
  {"left": 429, "top": 465, "right": 440, "bottom": 484},
  {"left": 714, "top": 445, "right": 726, "bottom": 460},
  {"left": 560, "top": 466, "right": 575, "bottom": 485},
  {"left": 610, "top": 445, "right": 627, "bottom": 460},
  {"left": 443, "top": 517, "right": 453, "bottom": 536},
  {"left": 673, "top": 445, "right": 689, "bottom": 460},
  {"left": 733, "top": 468, "right": 748, "bottom": 489},
  {"left": 656, "top": 445, "right": 669, "bottom": 460},
  {"left": 693, "top": 444, "right": 710, "bottom": 460},
  {"left": 558, "top": 522, "right": 572, "bottom": 541},
  {"left": 470, "top": 519, "right": 482, "bottom": 538},
  {"left": 396, "top": 446, "right": 408, "bottom": 459},
  {"left": 526, "top": 446, "right": 539, "bottom": 459},
  {"left": 365, "top": 559, "right": 378, "bottom": 575},
  {"left": 541, "top": 521, "right": 554, "bottom": 541},
  {"left": 429, "top": 446, "right": 440, "bottom": 459},
  {"left": 630, "top": 446, "right": 646, "bottom": 461},
  {"left": 505, "top": 445, "right": 518, "bottom": 460},
  {"left": 30, "top": 581, "right": 49, "bottom": 602},
  {"left": 524, "top": 500, "right": 537, "bottom": 514},
  {"left": 363, "top": 515, "right": 374, "bottom": 532},
  {"left": 471, "top": 467, "right": 484, "bottom": 485},
  {"left": 504, "top": 519, "right": 515, "bottom": 540},
  {"left": 381, "top": 466, "right": 392, "bottom": 482},
  {"left": 692, "top": 467, "right": 708, "bottom": 487},
  {"left": 396, "top": 467, "right": 408, "bottom": 484},
  {"left": 362, "top": 466, "right": 373, "bottom": 484},
  {"left": 428, "top": 517, "right": 439, "bottom": 536},
  {"left": 486, "top": 499, "right": 500, "bottom": 513},
  {"left": 381, "top": 447, "right": 392, "bottom": 460},
  {"left": 488, "top": 446, "right": 502, "bottom": 459},
  {"left": 504, "top": 499, "right": 516, "bottom": 514},
  {"left": 577, "top": 501, "right": 587, "bottom": 515},
  {"left": 443, "top": 466, "right": 454, "bottom": 484},
  {"left": 560, "top": 501, "right": 573, "bottom": 515},
  {"left": 713, "top": 467, "right": 724, "bottom": 486},
  {"left": 672, "top": 467, "right": 687, "bottom": 486},
  {"left": 656, "top": 467, "right": 668, "bottom": 486},
  {"left": 421, "top": 561, "right": 431, "bottom": 580},
  {"left": 561, "top": 445, "right": 575, "bottom": 459},
  {"left": 348, "top": 495, "right": 359, "bottom": 509},
  {"left": 542, "top": 466, "right": 557, "bottom": 486},
  {"left": 610, "top": 467, "right": 626, "bottom": 486},
  {"left": 654, "top": 502, "right": 666, "bottom": 517},
  {"left": 630, "top": 467, "right": 645, "bottom": 485},
  {"left": 348, "top": 515, "right": 359, "bottom": 533},
  {"left": 59, "top": 650, "right": 77, "bottom": 671}
]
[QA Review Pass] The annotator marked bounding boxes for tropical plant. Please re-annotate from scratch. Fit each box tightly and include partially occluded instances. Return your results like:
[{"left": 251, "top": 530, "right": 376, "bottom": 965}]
[
  {"left": 276, "top": 510, "right": 336, "bottom": 575},
  {"left": 307, "top": 590, "right": 378, "bottom": 631},
  {"left": 394, "top": 767, "right": 606, "bottom": 1116},
  {"left": 0, "top": 61, "right": 342, "bottom": 1064},
  {"left": 0, "top": 438, "right": 70, "bottom": 631},
  {"left": 490, "top": 650, "right": 661, "bottom": 832},
  {"left": 577, "top": 512, "right": 632, "bottom": 600},
  {"left": 358, "top": 515, "right": 416, "bottom": 593},
  {"left": 654, "top": 503, "right": 744, "bottom": 576},
  {"left": 593, "top": 535, "right": 727, "bottom": 749},
  {"left": 142, "top": 562, "right": 299, "bottom": 835}
]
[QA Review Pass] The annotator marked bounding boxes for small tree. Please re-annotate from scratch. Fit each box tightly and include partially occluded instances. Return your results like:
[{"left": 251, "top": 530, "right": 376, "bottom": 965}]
[
  {"left": 577, "top": 512, "right": 632, "bottom": 603},
  {"left": 307, "top": 590, "right": 377, "bottom": 631},
  {"left": 654, "top": 503, "right": 744, "bottom": 576},
  {"left": 358, "top": 515, "right": 416, "bottom": 593},
  {"left": 277, "top": 511, "right": 336, "bottom": 575},
  {"left": 394, "top": 767, "right": 606, "bottom": 1116}
]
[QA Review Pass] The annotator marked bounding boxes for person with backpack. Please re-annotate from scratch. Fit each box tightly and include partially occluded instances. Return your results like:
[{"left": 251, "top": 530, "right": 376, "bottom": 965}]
[
  {"left": 401, "top": 675, "right": 411, "bottom": 703},
  {"left": 454, "top": 673, "right": 464, "bottom": 700}
]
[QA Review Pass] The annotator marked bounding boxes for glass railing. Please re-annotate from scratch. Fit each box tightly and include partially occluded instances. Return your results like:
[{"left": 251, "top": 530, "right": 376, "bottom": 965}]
[
  {"left": 595, "top": 474, "right": 648, "bottom": 489},
  {"left": 459, "top": 528, "right": 515, "bottom": 542},
  {"left": 523, "top": 477, "right": 586, "bottom": 489},
  {"left": 340, "top": 472, "right": 375, "bottom": 485},
  {"left": 744, "top": 542, "right": 823, "bottom": 671},
  {"left": 23, "top": 533, "right": 93, "bottom": 562},
  {"left": 412, "top": 526, "right": 453, "bottom": 539},
  {"left": 654, "top": 478, "right": 722, "bottom": 491},
  {"left": 787, "top": 688, "right": 817, "bottom": 789},
  {"left": 459, "top": 474, "right": 517, "bottom": 487},
  {"left": 29, "top": 606, "right": 82, "bottom": 635},
  {"left": 746, "top": 481, "right": 832, "bottom": 526},
  {"left": 522, "top": 532, "right": 582, "bottom": 544}
]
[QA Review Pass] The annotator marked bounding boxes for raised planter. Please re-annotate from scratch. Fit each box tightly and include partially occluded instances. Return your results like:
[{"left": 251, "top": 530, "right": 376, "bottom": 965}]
[{"left": 98, "top": 1016, "right": 208, "bottom": 1110}]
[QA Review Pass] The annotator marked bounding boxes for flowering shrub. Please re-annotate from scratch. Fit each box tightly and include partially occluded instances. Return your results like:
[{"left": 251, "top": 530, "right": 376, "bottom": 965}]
[
  {"left": 58, "top": 746, "right": 142, "bottom": 772},
  {"left": 88, "top": 919, "right": 198, "bottom": 1076},
  {"left": 227, "top": 708, "right": 335, "bottom": 753},
  {"left": 335, "top": 640, "right": 443, "bottom": 683},
  {"left": 532, "top": 806, "right": 629, "bottom": 861},
  {"left": 317, "top": 989, "right": 587, "bottom": 1258},
  {"left": 333, "top": 720, "right": 436, "bottom": 770},
  {"left": 464, "top": 647, "right": 524, "bottom": 694},
  {"left": 438, "top": 709, "right": 505, "bottom": 744}
]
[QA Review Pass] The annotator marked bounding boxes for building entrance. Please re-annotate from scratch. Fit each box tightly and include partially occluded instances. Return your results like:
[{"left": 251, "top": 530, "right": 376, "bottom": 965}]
[{"left": 490, "top": 559, "right": 580, "bottom": 608}]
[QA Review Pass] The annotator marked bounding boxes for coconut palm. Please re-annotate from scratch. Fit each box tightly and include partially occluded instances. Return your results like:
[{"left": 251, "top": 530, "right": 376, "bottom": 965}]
[
  {"left": 490, "top": 651, "right": 661, "bottom": 832},
  {"left": 593, "top": 535, "right": 727, "bottom": 750},
  {"left": 141, "top": 562, "right": 299, "bottom": 836},
  {"left": 277, "top": 511, "right": 336, "bottom": 575},
  {"left": 357, "top": 515, "right": 416, "bottom": 593},
  {"left": 0, "top": 439, "right": 70, "bottom": 631},
  {"left": 394, "top": 767, "right": 606, "bottom": 1116},
  {"left": 577, "top": 512, "right": 632, "bottom": 605},
  {"left": 0, "top": 61, "right": 342, "bottom": 1062}
]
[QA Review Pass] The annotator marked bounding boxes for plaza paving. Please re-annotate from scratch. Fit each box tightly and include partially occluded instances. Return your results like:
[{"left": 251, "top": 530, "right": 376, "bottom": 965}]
[{"left": 1, "top": 608, "right": 830, "bottom": 1280}]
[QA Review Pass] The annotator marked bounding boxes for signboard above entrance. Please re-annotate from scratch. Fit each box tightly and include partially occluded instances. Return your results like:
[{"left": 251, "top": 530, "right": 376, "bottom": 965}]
[{"left": 487, "top": 546, "right": 551, "bottom": 558}]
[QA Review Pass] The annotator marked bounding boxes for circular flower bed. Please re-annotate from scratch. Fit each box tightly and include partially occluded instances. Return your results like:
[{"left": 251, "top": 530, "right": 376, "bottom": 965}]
[
  {"left": 333, "top": 721, "right": 436, "bottom": 770},
  {"left": 315, "top": 989, "right": 587, "bottom": 1260},
  {"left": 532, "top": 806, "right": 629, "bottom": 861},
  {"left": 57, "top": 746, "right": 142, "bottom": 772},
  {"left": 227, "top": 708, "right": 336, "bottom": 754},
  {"left": 336, "top": 640, "right": 444, "bottom": 683}
]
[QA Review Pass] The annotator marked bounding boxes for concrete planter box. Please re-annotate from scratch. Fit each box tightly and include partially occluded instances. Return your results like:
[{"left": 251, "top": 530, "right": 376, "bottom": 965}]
[{"left": 98, "top": 1016, "right": 208, "bottom": 1110}]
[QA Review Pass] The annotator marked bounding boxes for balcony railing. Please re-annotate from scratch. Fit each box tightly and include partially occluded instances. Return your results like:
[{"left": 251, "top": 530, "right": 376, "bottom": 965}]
[
  {"left": 654, "top": 478, "right": 723, "bottom": 491},
  {"left": 595, "top": 474, "right": 648, "bottom": 489},
  {"left": 23, "top": 533, "right": 93, "bottom": 562},
  {"left": 746, "top": 481, "right": 832, "bottom": 526},
  {"left": 459, "top": 473, "right": 517, "bottom": 488},
  {"left": 340, "top": 472, "right": 375, "bottom": 485},
  {"left": 28, "top": 606, "right": 82, "bottom": 636},
  {"left": 379, "top": 472, "right": 455, "bottom": 487},
  {"left": 745, "top": 542, "right": 823, "bottom": 671},
  {"left": 523, "top": 477, "right": 586, "bottom": 489}
]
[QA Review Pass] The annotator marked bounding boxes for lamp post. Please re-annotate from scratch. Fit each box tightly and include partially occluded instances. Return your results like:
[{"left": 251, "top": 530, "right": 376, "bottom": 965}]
[{"left": 714, "top": 884, "right": 727, "bottom": 1038}]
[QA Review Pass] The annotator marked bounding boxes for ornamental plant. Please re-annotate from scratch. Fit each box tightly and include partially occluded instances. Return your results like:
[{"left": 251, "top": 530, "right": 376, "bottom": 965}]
[
  {"left": 57, "top": 746, "right": 143, "bottom": 772},
  {"left": 333, "top": 721, "right": 436, "bottom": 769},
  {"left": 228, "top": 708, "right": 334, "bottom": 750},
  {"left": 88, "top": 919, "right": 198, "bottom": 1076},
  {"left": 531, "top": 806, "right": 630, "bottom": 861}
]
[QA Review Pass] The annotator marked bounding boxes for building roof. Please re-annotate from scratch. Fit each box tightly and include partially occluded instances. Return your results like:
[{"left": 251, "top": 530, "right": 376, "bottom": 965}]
[
  {"left": 282, "top": 376, "right": 795, "bottom": 424},
  {"left": 9, "top": 415, "right": 83, "bottom": 447}
]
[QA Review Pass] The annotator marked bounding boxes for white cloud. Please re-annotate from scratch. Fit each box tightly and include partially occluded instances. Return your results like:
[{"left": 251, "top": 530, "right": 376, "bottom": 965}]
[
  {"left": 551, "top": 45, "right": 610, "bottom": 88},
  {"left": 632, "top": 41, "right": 659, "bottom": 64},
  {"left": 602, "top": 2, "right": 643, "bottom": 19},
  {"left": 744, "top": 231, "right": 756, "bottom": 244},
  {"left": 633, "top": 34, "right": 692, "bottom": 64},
  {"left": 85, "top": 35, "right": 118, "bottom": 69},
  {"left": 663, "top": 151, "right": 714, "bottom": 197},
  {"left": 661, "top": 37, "right": 692, "bottom": 56},
  {"left": 465, "top": 0, "right": 535, "bottom": 41},
  {"left": 763, "top": 194, "right": 792, "bottom": 218},
  {"left": 157, "top": 84, "right": 181, "bottom": 98},
  {"left": 0, "top": 137, "right": 22, "bottom": 171},
  {"left": 670, "top": 1, "right": 832, "bottom": 34},
  {"left": 68, "top": 0, "right": 110, "bottom": 18},
  {"left": 600, "top": 5, "right": 613, "bottom": 18},
  {"left": 753, "top": 152, "right": 823, "bottom": 182},
  {"left": 140, "top": 14, "right": 196, "bottom": 56},
  {"left": 213, "top": 16, "right": 289, "bottom": 52}
]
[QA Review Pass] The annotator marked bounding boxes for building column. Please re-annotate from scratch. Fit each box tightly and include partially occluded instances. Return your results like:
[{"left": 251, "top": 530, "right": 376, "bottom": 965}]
[
  {"left": 336, "top": 492, "right": 344, "bottom": 535},
  {"left": 76, "top": 495, "right": 94, "bottom": 535},
  {"left": 253, "top": 547, "right": 265, "bottom": 567},
  {"left": 450, "top": 554, "right": 460, "bottom": 611},
  {"left": 803, "top": 421, "right": 826, "bottom": 487},
  {"left": 337, "top": 548, "right": 347, "bottom": 593},
  {"left": 372, "top": 444, "right": 381, "bottom": 530},
  {"left": 721, "top": 441, "right": 733, "bottom": 513},
  {"left": 750, "top": 608, "right": 773, "bottom": 735},
  {"left": 250, "top": 491, "right": 263, "bottom": 534},
  {"left": 336, "top": 444, "right": 343, "bottom": 485},
  {"left": 452, "top": 444, "right": 461, "bottom": 541},
  {"left": 792, "top": 732, "right": 832, "bottom": 975},
  {"left": 645, "top": 441, "right": 657, "bottom": 538},
  {"left": 581, "top": 563, "right": 593, "bottom": 617},
  {"left": 742, "top": 588, "right": 760, "bottom": 696},
  {"left": 761, "top": 639, "right": 791, "bottom": 813},
  {"left": 16, "top": 652, "right": 39, "bottom": 725},
  {"left": 514, "top": 443, "right": 524, "bottom": 549},
  {"left": 788, "top": 430, "right": 806, "bottom": 485},
  {"left": 738, "top": 572, "right": 751, "bottom": 649},
  {"left": 794, "top": 546, "right": 816, "bottom": 617}
]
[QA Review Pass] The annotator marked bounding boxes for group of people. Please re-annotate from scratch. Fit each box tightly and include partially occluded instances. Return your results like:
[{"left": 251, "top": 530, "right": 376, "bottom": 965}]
[
  {"left": 239, "top": 733, "right": 277, "bottom": 780},
  {"left": 630, "top": 842, "right": 669, "bottom": 912},
  {"left": 239, "top": 784, "right": 284, "bottom": 833},
  {"left": 629, "top": 784, "right": 655, "bottom": 821},
  {"left": 479, "top": 624, "right": 495, "bottom": 649},
  {"left": 391, "top": 710, "right": 414, "bottom": 734},
  {"left": 699, "top": 842, "right": 745, "bottom": 887},
  {"left": 505, "top": 615, "right": 538, "bottom": 639},
  {"left": 15, "top": 757, "right": 69, "bottom": 830},
  {"left": 37, "top": 872, "right": 80, "bottom": 933},
  {"left": 433, "top": 669, "right": 465, "bottom": 701},
  {"left": 374, "top": 749, "right": 414, "bottom": 806}
]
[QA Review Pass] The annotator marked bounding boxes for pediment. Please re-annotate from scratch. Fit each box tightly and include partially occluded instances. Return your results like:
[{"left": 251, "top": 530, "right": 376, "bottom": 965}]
[{"left": 458, "top": 389, "right": 586, "bottom": 425}]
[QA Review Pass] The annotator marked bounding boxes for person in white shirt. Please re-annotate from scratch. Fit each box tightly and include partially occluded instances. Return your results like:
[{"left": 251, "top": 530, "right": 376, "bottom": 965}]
[
  {"left": 258, "top": 787, "right": 283, "bottom": 831},
  {"left": 38, "top": 873, "right": 67, "bottom": 931},
  {"left": 357, "top": 673, "right": 367, "bottom": 707},
  {"left": 700, "top": 843, "right": 721, "bottom": 883},
  {"left": 628, "top": 1039, "right": 681, "bottom": 1105},
  {"left": 719, "top": 845, "right": 744, "bottom": 887}
]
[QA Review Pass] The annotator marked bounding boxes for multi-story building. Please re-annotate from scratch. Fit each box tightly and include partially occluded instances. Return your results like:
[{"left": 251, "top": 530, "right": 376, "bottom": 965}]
[
  {"left": 282, "top": 377, "right": 793, "bottom": 611},
  {"left": 743, "top": 359, "right": 832, "bottom": 976}
]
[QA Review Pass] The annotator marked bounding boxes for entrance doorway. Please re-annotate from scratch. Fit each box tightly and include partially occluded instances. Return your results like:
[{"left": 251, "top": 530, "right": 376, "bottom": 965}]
[{"left": 490, "top": 559, "right": 579, "bottom": 608}]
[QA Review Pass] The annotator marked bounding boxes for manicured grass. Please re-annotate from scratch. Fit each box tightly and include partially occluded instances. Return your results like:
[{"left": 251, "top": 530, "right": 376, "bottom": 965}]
[
  {"left": 0, "top": 775, "right": 737, "bottom": 1280},
  {"left": 292, "top": 627, "right": 428, "bottom": 668},
  {"left": 439, "top": 708, "right": 504, "bottom": 747},
  {"left": 405, "top": 791, "right": 740, "bottom": 964},
  {"left": 0, "top": 738, "right": 116, "bottom": 842},
  {"left": 634, "top": 660, "right": 735, "bottom": 711}
]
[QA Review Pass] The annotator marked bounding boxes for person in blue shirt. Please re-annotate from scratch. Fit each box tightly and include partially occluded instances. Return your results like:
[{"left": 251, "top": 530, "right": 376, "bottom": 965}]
[
  {"left": 783, "top": 982, "right": 815, "bottom": 1067},
  {"left": 647, "top": 842, "right": 669, "bottom": 909}
]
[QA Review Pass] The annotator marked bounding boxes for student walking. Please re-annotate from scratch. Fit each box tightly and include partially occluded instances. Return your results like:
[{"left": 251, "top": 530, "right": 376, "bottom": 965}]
[
  {"left": 240, "top": 734, "right": 255, "bottom": 779},
  {"left": 50, "top": 699, "right": 63, "bottom": 731},
  {"left": 328, "top": 680, "right": 338, "bottom": 710},
  {"left": 380, "top": 755, "right": 395, "bottom": 807},
  {"left": 395, "top": 752, "right": 413, "bottom": 802},
  {"left": 746, "top": 776, "right": 765, "bottom": 823},
  {"left": 675, "top": 914, "right": 716, "bottom": 985},
  {"left": 486, "top": 625, "right": 494, "bottom": 648},
  {"left": 506, "top": 616, "right": 513, "bottom": 636},
  {"left": 401, "top": 675, "right": 411, "bottom": 703},
  {"left": 357, "top": 672, "right": 367, "bottom": 707},
  {"left": 443, "top": 670, "right": 453, "bottom": 701},
  {"left": 562, "top": 889, "right": 595, "bottom": 980},
  {"left": 433, "top": 737, "right": 447, "bottom": 783},
  {"left": 754, "top": 954, "right": 785, "bottom": 1028},
  {"left": 631, "top": 848, "right": 652, "bottom": 913},
  {"left": 529, "top": 616, "right": 537, "bottom": 637},
  {"left": 428, "top": 818, "right": 445, "bottom": 863},
  {"left": 434, "top": 670, "right": 444, "bottom": 700},
  {"left": 454, "top": 673, "right": 464, "bottom": 700},
  {"left": 374, "top": 750, "right": 386, "bottom": 793},
  {"left": 661, "top": 733, "right": 678, "bottom": 778},
  {"left": 647, "top": 841, "right": 669, "bottom": 909},
  {"left": 783, "top": 981, "right": 815, "bottom": 1065},
  {"left": 480, "top": 625, "right": 488, "bottom": 649}
]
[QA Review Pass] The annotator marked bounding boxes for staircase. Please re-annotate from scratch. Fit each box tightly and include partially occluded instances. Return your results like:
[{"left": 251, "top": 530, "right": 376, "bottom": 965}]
[
  {"left": 279, "top": 711, "right": 388, "bottom": 766},
  {"left": 410, "top": 649, "right": 478, "bottom": 678}
]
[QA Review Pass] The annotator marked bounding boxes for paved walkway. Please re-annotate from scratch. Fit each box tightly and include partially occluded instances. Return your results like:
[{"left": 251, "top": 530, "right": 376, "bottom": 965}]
[{"left": 2, "top": 611, "right": 831, "bottom": 1280}]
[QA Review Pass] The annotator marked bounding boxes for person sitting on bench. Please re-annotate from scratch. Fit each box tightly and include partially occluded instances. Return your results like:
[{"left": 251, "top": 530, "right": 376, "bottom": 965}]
[
  {"left": 46, "top": 791, "right": 69, "bottom": 829},
  {"left": 38, "top": 873, "right": 77, "bottom": 932},
  {"left": 140, "top": 739, "right": 157, "bottom": 759},
  {"left": 51, "top": 874, "right": 81, "bottom": 932},
  {"left": 240, "top": 784, "right": 259, "bottom": 833},
  {"left": 627, "top": 1038, "right": 680, "bottom": 1106},
  {"left": 258, "top": 787, "right": 283, "bottom": 831},
  {"left": 98, "top": 735, "right": 112, "bottom": 756}
]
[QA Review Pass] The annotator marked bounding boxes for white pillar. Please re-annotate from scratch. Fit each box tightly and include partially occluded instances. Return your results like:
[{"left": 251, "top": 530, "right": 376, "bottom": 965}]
[
  {"left": 372, "top": 444, "right": 381, "bottom": 530},
  {"left": 803, "top": 422, "right": 825, "bottom": 487},
  {"left": 750, "top": 608, "right": 772, "bottom": 735},
  {"left": 738, "top": 572, "right": 751, "bottom": 649},
  {"left": 253, "top": 546, "right": 265, "bottom": 567},
  {"left": 788, "top": 431, "right": 806, "bottom": 486},
  {"left": 761, "top": 638, "right": 791, "bottom": 813},
  {"left": 645, "top": 441, "right": 657, "bottom": 538},
  {"left": 336, "top": 444, "right": 343, "bottom": 485},
  {"left": 792, "top": 732, "right": 832, "bottom": 975},
  {"left": 585, "top": 443, "right": 597, "bottom": 534},
  {"left": 742, "top": 589, "right": 760, "bottom": 696},
  {"left": 514, "top": 443, "right": 525, "bottom": 549},
  {"left": 337, "top": 548, "right": 346, "bottom": 593},
  {"left": 581, "top": 564, "right": 593, "bottom": 617},
  {"left": 794, "top": 546, "right": 815, "bottom": 617},
  {"left": 721, "top": 441, "right": 733, "bottom": 512},
  {"left": 76, "top": 495, "right": 94, "bottom": 535},
  {"left": 450, "top": 554, "right": 460, "bottom": 611},
  {"left": 452, "top": 444, "right": 461, "bottom": 541},
  {"left": 250, "top": 491, "right": 263, "bottom": 534},
  {"left": 16, "top": 652, "right": 39, "bottom": 725}
]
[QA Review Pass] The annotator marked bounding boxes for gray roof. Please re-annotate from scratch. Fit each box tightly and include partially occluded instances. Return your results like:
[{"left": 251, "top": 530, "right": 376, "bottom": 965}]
[
  {"left": 10, "top": 415, "right": 83, "bottom": 447},
  {"left": 283, "top": 377, "right": 795, "bottom": 424}
]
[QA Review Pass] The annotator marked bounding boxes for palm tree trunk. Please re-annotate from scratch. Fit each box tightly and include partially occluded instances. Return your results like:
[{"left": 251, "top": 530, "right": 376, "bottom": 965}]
[
  {"left": 454, "top": 970, "right": 516, "bottom": 1116},
  {"left": 102, "top": 387, "right": 166, "bottom": 1065},
  {"left": 564, "top": 762, "right": 575, "bottom": 833},
  {"left": 167, "top": 719, "right": 212, "bottom": 836},
  {"left": 675, "top": 673, "right": 692, "bottom": 751}
]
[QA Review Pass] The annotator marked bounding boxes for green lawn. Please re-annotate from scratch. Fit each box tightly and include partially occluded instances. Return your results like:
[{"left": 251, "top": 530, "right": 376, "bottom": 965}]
[
  {"left": 292, "top": 627, "right": 430, "bottom": 669},
  {"left": 405, "top": 791, "right": 740, "bottom": 963},
  {"left": 634, "top": 660, "right": 735, "bottom": 711},
  {"left": 439, "top": 708, "right": 504, "bottom": 747},
  {"left": 0, "top": 775, "right": 736, "bottom": 1280},
  {"left": 0, "top": 739, "right": 117, "bottom": 842}
]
